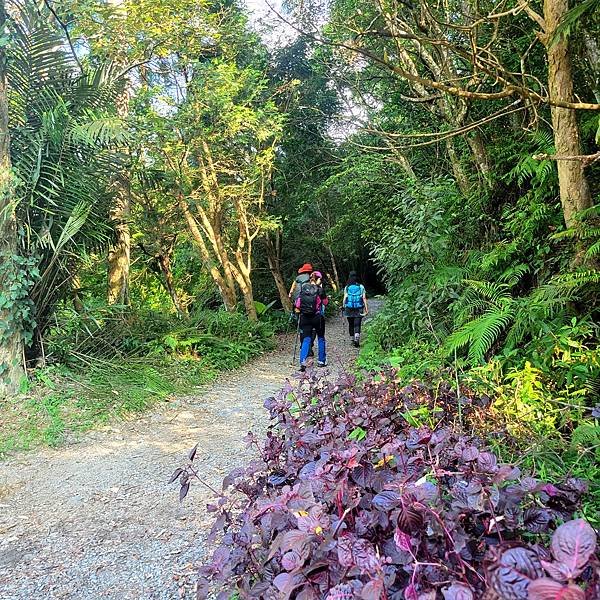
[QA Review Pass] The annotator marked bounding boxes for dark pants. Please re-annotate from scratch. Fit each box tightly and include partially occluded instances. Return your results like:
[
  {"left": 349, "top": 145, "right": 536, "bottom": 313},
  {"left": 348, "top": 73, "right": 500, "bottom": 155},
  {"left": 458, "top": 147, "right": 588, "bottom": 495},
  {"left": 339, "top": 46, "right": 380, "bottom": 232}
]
[
  {"left": 347, "top": 316, "right": 363, "bottom": 337},
  {"left": 299, "top": 313, "right": 326, "bottom": 364}
]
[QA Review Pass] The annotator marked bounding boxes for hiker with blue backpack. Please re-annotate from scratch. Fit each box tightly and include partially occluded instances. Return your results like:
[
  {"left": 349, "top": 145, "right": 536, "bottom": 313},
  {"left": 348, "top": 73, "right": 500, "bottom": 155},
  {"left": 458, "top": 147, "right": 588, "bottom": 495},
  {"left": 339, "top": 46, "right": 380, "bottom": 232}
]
[
  {"left": 343, "top": 271, "right": 368, "bottom": 347},
  {"left": 295, "top": 270, "right": 328, "bottom": 371}
]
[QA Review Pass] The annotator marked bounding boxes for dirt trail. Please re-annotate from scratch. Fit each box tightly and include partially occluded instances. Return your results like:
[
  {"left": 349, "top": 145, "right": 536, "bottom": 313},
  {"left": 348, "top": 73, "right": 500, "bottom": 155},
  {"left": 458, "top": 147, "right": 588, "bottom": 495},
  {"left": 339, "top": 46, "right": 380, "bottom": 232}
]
[{"left": 0, "top": 310, "right": 374, "bottom": 599}]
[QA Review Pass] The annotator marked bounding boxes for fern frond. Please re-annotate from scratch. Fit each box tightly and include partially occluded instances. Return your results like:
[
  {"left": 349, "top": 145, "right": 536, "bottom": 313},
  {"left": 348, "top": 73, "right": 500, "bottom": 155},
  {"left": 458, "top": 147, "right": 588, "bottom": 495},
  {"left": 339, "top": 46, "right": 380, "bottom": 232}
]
[
  {"left": 498, "top": 263, "right": 530, "bottom": 286},
  {"left": 69, "top": 116, "right": 128, "bottom": 148},
  {"left": 446, "top": 304, "right": 515, "bottom": 364},
  {"left": 570, "top": 424, "right": 600, "bottom": 450},
  {"left": 464, "top": 279, "right": 511, "bottom": 304}
]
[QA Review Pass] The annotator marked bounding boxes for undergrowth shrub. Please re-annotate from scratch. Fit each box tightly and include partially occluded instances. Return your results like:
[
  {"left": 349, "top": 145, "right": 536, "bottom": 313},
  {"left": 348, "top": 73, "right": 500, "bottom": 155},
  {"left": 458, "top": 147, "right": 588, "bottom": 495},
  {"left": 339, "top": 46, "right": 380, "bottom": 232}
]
[
  {"left": 46, "top": 305, "right": 279, "bottom": 368},
  {"left": 0, "top": 306, "right": 284, "bottom": 454},
  {"left": 176, "top": 370, "right": 599, "bottom": 599}
]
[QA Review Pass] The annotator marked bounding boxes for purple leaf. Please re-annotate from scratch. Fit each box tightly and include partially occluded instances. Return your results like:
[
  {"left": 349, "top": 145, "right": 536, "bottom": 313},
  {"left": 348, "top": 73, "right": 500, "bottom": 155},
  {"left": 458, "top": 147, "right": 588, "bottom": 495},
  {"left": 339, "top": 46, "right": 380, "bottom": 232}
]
[
  {"left": 281, "top": 529, "right": 311, "bottom": 554},
  {"left": 394, "top": 528, "right": 412, "bottom": 552},
  {"left": 326, "top": 584, "right": 355, "bottom": 600},
  {"left": 273, "top": 572, "right": 305, "bottom": 596},
  {"left": 404, "top": 584, "right": 418, "bottom": 600},
  {"left": 521, "top": 477, "right": 540, "bottom": 492},
  {"left": 550, "top": 519, "right": 597, "bottom": 579},
  {"left": 461, "top": 446, "right": 479, "bottom": 462},
  {"left": 273, "top": 572, "right": 291, "bottom": 592},
  {"left": 398, "top": 503, "right": 423, "bottom": 533},
  {"left": 337, "top": 535, "right": 354, "bottom": 568},
  {"left": 477, "top": 451, "right": 498, "bottom": 473},
  {"left": 282, "top": 550, "right": 304, "bottom": 571},
  {"left": 494, "top": 465, "right": 521, "bottom": 483},
  {"left": 188, "top": 443, "right": 198, "bottom": 461},
  {"left": 268, "top": 473, "right": 289, "bottom": 486},
  {"left": 168, "top": 468, "right": 183, "bottom": 484},
  {"left": 372, "top": 490, "right": 401, "bottom": 511},
  {"left": 523, "top": 508, "right": 552, "bottom": 533},
  {"left": 360, "top": 579, "right": 384, "bottom": 600},
  {"left": 528, "top": 578, "right": 585, "bottom": 600},
  {"left": 442, "top": 583, "right": 474, "bottom": 600},
  {"left": 488, "top": 546, "right": 544, "bottom": 600},
  {"left": 179, "top": 482, "right": 190, "bottom": 502},
  {"left": 540, "top": 560, "right": 572, "bottom": 582}
]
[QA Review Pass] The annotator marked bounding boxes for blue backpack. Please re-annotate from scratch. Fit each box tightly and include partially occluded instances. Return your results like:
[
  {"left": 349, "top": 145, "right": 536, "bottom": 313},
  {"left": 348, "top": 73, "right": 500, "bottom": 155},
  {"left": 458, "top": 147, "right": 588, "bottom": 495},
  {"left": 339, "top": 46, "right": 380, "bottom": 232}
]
[{"left": 346, "top": 284, "right": 364, "bottom": 309}]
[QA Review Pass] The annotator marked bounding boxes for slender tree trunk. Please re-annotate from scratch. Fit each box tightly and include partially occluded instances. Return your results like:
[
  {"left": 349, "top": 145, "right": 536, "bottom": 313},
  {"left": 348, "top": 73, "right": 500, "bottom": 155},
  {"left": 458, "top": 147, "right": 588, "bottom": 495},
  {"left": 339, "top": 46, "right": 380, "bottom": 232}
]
[
  {"left": 232, "top": 248, "right": 257, "bottom": 321},
  {"left": 157, "top": 253, "right": 187, "bottom": 318},
  {"left": 235, "top": 272, "right": 257, "bottom": 320},
  {"left": 467, "top": 132, "right": 493, "bottom": 187},
  {"left": 0, "top": 0, "right": 25, "bottom": 395},
  {"left": 327, "top": 244, "right": 341, "bottom": 291},
  {"left": 393, "top": 151, "right": 417, "bottom": 180},
  {"left": 265, "top": 233, "right": 292, "bottom": 312},
  {"left": 582, "top": 29, "right": 600, "bottom": 102},
  {"left": 107, "top": 86, "right": 131, "bottom": 305},
  {"left": 179, "top": 195, "right": 238, "bottom": 311},
  {"left": 543, "top": 0, "right": 593, "bottom": 228},
  {"left": 445, "top": 138, "right": 470, "bottom": 195},
  {"left": 107, "top": 178, "right": 131, "bottom": 305}
]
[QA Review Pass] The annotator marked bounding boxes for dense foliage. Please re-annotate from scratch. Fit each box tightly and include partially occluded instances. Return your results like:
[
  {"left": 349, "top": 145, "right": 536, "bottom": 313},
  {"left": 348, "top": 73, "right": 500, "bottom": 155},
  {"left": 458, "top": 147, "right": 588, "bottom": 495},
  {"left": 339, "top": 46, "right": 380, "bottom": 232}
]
[
  {"left": 176, "top": 370, "right": 599, "bottom": 598},
  {"left": 0, "top": 0, "right": 598, "bottom": 595}
]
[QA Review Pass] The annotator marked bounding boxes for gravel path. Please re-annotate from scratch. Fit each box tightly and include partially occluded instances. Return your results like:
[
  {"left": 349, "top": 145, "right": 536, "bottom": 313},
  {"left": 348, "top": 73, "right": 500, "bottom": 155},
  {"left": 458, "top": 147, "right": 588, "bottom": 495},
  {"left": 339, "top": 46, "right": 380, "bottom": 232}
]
[{"left": 0, "top": 308, "right": 376, "bottom": 600}]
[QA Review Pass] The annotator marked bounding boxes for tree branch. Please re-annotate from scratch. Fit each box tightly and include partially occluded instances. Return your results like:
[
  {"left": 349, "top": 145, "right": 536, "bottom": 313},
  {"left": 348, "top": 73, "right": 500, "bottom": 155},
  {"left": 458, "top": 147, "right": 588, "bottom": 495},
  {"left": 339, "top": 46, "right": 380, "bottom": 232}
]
[
  {"left": 533, "top": 151, "right": 600, "bottom": 166},
  {"left": 43, "top": 0, "right": 84, "bottom": 74},
  {"left": 264, "top": 0, "right": 600, "bottom": 111}
]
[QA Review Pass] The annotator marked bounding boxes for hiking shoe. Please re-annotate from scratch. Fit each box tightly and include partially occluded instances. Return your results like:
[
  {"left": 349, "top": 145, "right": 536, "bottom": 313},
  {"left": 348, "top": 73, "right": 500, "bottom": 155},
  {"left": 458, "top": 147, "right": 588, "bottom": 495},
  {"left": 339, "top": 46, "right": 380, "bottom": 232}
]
[
  {"left": 317, "top": 361, "right": 327, "bottom": 368},
  {"left": 299, "top": 364, "right": 306, "bottom": 372}
]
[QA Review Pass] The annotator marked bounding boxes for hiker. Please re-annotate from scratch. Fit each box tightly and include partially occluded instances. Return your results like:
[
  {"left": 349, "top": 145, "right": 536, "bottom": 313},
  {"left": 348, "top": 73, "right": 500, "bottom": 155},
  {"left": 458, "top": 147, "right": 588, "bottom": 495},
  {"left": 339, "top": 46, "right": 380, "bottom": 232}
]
[
  {"left": 295, "top": 270, "right": 328, "bottom": 370},
  {"left": 289, "top": 262, "right": 316, "bottom": 355},
  {"left": 343, "top": 271, "right": 368, "bottom": 347},
  {"left": 288, "top": 263, "right": 313, "bottom": 304}
]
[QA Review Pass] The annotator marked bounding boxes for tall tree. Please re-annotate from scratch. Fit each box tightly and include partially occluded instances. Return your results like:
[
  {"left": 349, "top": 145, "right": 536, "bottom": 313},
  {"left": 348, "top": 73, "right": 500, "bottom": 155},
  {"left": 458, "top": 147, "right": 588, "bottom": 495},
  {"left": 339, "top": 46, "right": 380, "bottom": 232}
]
[
  {"left": 284, "top": 0, "right": 599, "bottom": 224},
  {"left": 0, "top": 0, "right": 24, "bottom": 395},
  {"left": 541, "top": 0, "right": 593, "bottom": 227}
]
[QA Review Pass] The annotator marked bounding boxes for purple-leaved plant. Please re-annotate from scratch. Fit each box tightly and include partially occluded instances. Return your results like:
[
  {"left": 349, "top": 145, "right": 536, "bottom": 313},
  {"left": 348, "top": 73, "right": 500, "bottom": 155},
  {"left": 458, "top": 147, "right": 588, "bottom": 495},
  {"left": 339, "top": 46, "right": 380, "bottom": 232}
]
[{"left": 172, "top": 369, "right": 599, "bottom": 599}]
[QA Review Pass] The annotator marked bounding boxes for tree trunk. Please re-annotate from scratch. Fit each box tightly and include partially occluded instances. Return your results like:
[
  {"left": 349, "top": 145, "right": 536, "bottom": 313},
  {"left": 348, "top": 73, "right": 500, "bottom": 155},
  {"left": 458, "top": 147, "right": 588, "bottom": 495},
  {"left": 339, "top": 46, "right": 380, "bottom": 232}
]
[
  {"left": 326, "top": 244, "right": 340, "bottom": 291},
  {"left": 0, "top": 0, "right": 25, "bottom": 396},
  {"left": 72, "top": 274, "right": 85, "bottom": 314},
  {"left": 467, "top": 132, "right": 493, "bottom": 188},
  {"left": 543, "top": 0, "right": 593, "bottom": 228},
  {"left": 107, "top": 86, "right": 131, "bottom": 305},
  {"left": 157, "top": 253, "right": 187, "bottom": 318},
  {"left": 236, "top": 273, "right": 257, "bottom": 321},
  {"left": 393, "top": 151, "right": 417, "bottom": 180},
  {"left": 232, "top": 249, "right": 257, "bottom": 321},
  {"left": 265, "top": 232, "right": 292, "bottom": 312},
  {"left": 445, "top": 138, "right": 470, "bottom": 195},
  {"left": 582, "top": 29, "right": 600, "bottom": 102},
  {"left": 179, "top": 195, "right": 238, "bottom": 311},
  {"left": 107, "top": 180, "right": 131, "bottom": 305}
]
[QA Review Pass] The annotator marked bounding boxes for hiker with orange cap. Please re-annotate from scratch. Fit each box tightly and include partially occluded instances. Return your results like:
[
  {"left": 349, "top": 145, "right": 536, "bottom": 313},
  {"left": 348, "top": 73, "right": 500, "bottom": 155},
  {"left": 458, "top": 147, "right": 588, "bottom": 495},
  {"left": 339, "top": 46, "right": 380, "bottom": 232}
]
[
  {"left": 295, "top": 270, "right": 328, "bottom": 370},
  {"left": 289, "top": 262, "right": 317, "bottom": 357},
  {"left": 288, "top": 262, "right": 313, "bottom": 303}
]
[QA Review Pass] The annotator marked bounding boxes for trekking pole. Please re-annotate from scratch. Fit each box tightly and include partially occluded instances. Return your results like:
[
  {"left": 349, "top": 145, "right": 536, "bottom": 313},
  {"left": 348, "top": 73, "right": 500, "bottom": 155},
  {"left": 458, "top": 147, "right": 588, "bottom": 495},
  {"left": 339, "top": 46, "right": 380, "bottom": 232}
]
[{"left": 291, "top": 316, "right": 301, "bottom": 366}]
